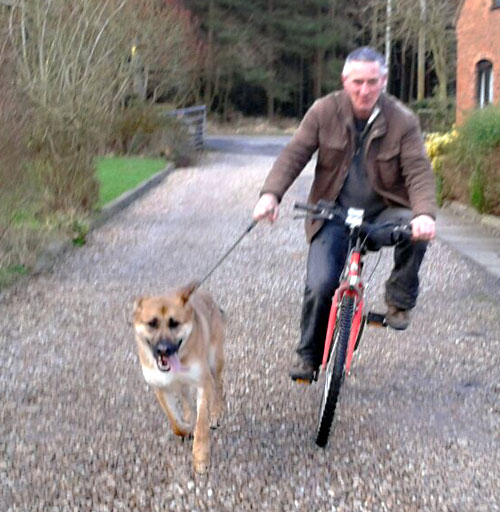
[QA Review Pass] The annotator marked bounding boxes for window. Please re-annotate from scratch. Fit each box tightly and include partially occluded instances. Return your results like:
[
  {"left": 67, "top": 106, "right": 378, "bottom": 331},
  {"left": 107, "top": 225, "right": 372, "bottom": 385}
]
[{"left": 476, "top": 60, "right": 493, "bottom": 108}]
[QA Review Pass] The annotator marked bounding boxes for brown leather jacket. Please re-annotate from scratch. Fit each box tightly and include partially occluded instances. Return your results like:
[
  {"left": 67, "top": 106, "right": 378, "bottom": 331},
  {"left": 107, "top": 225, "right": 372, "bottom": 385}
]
[{"left": 260, "top": 91, "right": 437, "bottom": 242}]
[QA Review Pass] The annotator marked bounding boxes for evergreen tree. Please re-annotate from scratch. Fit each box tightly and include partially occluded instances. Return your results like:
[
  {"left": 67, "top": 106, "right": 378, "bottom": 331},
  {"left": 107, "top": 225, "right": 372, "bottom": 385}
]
[{"left": 183, "top": 0, "right": 358, "bottom": 118}]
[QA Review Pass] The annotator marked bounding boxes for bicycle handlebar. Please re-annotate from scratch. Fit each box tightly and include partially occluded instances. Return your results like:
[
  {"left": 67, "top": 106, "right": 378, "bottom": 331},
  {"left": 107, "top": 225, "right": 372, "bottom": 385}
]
[
  {"left": 294, "top": 200, "right": 344, "bottom": 220},
  {"left": 293, "top": 201, "right": 413, "bottom": 245},
  {"left": 390, "top": 225, "right": 412, "bottom": 244}
]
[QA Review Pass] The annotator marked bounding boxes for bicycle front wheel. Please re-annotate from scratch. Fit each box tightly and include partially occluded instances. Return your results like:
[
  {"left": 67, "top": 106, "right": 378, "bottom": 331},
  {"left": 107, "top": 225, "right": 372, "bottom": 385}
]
[{"left": 315, "top": 295, "right": 355, "bottom": 447}]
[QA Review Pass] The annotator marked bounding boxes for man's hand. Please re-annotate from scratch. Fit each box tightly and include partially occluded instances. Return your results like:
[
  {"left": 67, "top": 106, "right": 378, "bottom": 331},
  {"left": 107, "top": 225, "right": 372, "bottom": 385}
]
[
  {"left": 252, "top": 193, "right": 279, "bottom": 223},
  {"left": 410, "top": 214, "right": 436, "bottom": 241}
]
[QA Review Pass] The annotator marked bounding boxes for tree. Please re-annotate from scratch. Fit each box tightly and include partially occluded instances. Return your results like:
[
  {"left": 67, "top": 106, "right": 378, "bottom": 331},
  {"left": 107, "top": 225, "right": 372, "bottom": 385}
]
[
  {"left": 183, "top": 0, "right": 358, "bottom": 118},
  {"left": 4, "top": 0, "right": 200, "bottom": 212},
  {"left": 357, "top": 0, "right": 459, "bottom": 103},
  {"left": 426, "top": 0, "right": 458, "bottom": 101},
  {"left": 0, "top": 28, "right": 35, "bottom": 266},
  {"left": 417, "top": 0, "right": 426, "bottom": 101},
  {"left": 117, "top": 0, "right": 202, "bottom": 105},
  {"left": 5, "top": 0, "right": 134, "bottom": 211}
]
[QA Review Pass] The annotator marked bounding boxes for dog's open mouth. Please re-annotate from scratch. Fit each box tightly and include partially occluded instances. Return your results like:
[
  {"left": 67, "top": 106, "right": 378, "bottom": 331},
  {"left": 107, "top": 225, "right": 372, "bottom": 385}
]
[{"left": 156, "top": 353, "right": 183, "bottom": 372}]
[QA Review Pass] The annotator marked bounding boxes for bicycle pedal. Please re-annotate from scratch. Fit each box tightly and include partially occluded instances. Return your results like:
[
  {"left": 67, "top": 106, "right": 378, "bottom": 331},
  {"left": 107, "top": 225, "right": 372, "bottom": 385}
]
[
  {"left": 292, "top": 370, "right": 318, "bottom": 385},
  {"left": 294, "top": 378, "right": 312, "bottom": 385},
  {"left": 366, "top": 312, "right": 387, "bottom": 328}
]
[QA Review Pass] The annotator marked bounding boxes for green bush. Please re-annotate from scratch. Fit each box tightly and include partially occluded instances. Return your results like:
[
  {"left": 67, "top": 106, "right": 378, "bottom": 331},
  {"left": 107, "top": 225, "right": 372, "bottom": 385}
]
[
  {"left": 110, "top": 102, "right": 196, "bottom": 166},
  {"left": 455, "top": 106, "right": 500, "bottom": 157},
  {"left": 30, "top": 142, "right": 100, "bottom": 214},
  {"left": 469, "top": 168, "right": 486, "bottom": 213},
  {"left": 0, "top": 54, "right": 46, "bottom": 281},
  {"left": 110, "top": 102, "right": 166, "bottom": 155},
  {"left": 440, "top": 106, "right": 500, "bottom": 214}
]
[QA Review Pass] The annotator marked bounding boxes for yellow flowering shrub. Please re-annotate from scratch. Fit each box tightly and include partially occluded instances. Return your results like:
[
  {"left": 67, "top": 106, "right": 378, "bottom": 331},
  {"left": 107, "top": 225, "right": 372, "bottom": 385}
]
[
  {"left": 424, "top": 129, "right": 458, "bottom": 205},
  {"left": 425, "top": 129, "right": 457, "bottom": 169}
]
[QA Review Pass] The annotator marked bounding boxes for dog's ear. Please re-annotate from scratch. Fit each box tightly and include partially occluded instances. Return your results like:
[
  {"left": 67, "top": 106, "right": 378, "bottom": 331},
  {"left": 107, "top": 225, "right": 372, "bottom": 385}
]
[
  {"left": 133, "top": 297, "right": 146, "bottom": 315},
  {"left": 179, "top": 281, "right": 199, "bottom": 305}
]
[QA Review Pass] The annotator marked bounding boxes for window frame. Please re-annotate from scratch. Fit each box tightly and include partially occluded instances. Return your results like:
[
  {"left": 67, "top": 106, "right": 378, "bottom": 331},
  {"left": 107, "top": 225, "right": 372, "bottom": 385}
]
[{"left": 476, "top": 60, "right": 494, "bottom": 108}]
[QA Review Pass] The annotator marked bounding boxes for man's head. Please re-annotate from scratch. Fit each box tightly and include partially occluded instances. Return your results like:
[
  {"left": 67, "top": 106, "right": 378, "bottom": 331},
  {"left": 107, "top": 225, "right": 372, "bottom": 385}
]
[{"left": 342, "top": 47, "right": 387, "bottom": 119}]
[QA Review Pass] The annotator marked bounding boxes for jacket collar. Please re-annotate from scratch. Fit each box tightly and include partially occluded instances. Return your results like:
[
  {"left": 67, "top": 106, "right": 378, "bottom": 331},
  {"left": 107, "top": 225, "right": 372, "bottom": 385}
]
[{"left": 335, "top": 90, "right": 388, "bottom": 139}]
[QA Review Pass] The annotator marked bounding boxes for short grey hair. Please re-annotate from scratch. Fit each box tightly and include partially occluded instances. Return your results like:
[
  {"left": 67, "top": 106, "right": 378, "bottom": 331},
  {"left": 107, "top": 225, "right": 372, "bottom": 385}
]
[{"left": 342, "top": 47, "right": 388, "bottom": 77}]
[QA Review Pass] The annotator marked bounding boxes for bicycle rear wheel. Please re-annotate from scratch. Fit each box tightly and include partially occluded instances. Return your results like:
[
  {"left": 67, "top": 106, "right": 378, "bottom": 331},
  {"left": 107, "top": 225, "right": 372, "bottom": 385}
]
[{"left": 315, "top": 295, "right": 355, "bottom": 447}]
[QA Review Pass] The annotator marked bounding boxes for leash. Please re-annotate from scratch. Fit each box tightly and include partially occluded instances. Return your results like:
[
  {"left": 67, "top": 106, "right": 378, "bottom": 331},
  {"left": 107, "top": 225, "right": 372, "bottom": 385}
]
[{"left": 195, "top": 219, "right": 258, "bottom": 289}]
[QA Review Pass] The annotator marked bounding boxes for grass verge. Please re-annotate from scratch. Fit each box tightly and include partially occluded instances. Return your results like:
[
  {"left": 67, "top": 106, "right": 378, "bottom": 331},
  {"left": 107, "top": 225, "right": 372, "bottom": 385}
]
[
  {"left": 1, "top": 156, "right": 169, "bottom": 289},
  {"left": 96, "top": 156, "right": 167, "bottom": 208},
  {"left": 0, "top": 264, "right": 29, "bottom": 289}
]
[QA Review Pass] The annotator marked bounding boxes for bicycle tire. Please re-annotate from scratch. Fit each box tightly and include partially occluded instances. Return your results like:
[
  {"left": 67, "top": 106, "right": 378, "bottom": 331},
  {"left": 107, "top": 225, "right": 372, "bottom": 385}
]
[{"left": 315, "top": 295, "right": 355, "bottom": 447}]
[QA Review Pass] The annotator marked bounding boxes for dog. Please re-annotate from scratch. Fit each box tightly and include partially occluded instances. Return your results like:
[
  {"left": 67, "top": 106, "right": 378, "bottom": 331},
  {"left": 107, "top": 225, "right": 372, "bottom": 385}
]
[{"left": 133, "top": 282, "right": 224, "bottom": 474}]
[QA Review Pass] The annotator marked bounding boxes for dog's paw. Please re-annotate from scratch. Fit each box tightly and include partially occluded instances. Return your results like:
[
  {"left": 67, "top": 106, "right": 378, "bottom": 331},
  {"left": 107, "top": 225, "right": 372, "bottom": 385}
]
[
  {"left": 193, "top": 458, "right": 210, "bottom": 475},
  {"left": 173, "top": 428, "right": 191, "bottom": 438},
  {"left": 210, "top": 416, "right": 222, "bottom": 430},
  {"left": 210, "top": 399, "right": 225, "bottom": 429},
  {"left": 172, "top": 421, "right": 193, "bottom": 438}
]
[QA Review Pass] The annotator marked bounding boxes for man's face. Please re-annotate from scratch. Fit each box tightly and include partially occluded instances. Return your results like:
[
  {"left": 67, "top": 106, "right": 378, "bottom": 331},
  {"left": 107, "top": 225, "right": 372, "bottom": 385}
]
[{"left": 342, "top": 60, "right": 387, "bottom": 119}]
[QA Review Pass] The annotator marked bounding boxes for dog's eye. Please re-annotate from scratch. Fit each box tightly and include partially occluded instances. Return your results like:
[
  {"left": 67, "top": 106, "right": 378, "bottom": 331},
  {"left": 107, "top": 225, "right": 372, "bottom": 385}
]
[
  {"left": 168, "top": 318, "right": 179, "bottom": 329},
  {"left": 148, "top": 318, "right": 159, "bottom": 329}
]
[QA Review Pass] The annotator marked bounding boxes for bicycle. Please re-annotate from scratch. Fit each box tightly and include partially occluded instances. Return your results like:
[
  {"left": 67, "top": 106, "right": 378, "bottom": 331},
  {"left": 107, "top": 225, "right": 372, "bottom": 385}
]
[{"left": 293, "top": 200, "right": 412, "bottom": 447}]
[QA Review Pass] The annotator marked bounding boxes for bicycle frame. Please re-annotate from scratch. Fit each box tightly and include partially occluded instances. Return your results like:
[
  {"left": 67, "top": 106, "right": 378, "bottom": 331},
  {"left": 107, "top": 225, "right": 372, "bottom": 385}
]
[
  {"left": 293, "top": 201, "right": 411, "bottom": 380},
  {"left": 293, "top": 200, "right": 413, "bottom": 447},
  {"left": 321, "top": 248, "right": 365, "bottom": 376},
  {"left": 320, "top": 207, "right": 369, "bottom": 376}
]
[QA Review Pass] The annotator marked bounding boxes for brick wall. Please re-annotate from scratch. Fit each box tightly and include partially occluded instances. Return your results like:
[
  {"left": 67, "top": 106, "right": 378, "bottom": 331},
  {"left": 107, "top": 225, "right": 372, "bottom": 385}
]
[{"left": 456, "top": 0, "right": 500, "bottom": 124}]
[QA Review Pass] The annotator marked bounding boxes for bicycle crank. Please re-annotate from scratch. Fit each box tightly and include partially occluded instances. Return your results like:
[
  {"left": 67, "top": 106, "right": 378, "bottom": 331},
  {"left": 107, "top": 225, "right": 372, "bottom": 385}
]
[{"left": 366, "top": 311, "right": 388, "bottom": 328}]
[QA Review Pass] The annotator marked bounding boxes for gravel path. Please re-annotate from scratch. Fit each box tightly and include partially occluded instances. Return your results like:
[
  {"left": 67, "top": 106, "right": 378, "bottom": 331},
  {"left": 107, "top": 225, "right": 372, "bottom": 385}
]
[{"left": 1, "top": 151, "right": 499, "bottom": 511}]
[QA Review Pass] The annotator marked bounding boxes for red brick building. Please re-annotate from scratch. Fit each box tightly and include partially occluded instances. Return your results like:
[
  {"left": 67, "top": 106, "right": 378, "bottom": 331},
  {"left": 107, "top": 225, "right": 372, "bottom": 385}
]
[{"left": 456, "top": 0, "right": 500, "bottom": 124}]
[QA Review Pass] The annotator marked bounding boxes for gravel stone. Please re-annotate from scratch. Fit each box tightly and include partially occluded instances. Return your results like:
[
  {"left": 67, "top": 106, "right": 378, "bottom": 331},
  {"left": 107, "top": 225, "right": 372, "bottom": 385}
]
[{"left": 1, "top": 150, "right": 499, "bottom": 511}]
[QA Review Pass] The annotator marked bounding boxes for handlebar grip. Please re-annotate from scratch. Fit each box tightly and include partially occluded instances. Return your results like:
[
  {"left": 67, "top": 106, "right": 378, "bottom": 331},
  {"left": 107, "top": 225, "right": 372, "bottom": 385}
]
[
  {"left": 293, "top": 201, "right": 320, "bottom": 213},
  {"left": 391, "top": 225, "right": 413, "bottom": 244}
]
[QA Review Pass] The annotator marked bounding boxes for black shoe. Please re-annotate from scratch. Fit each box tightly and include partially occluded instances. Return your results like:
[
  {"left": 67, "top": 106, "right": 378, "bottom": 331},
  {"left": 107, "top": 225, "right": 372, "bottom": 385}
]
[
  {"left": 289, "top": 354, "right": 317, "bottom": 382},
  {"left": 385, "top": 305, "right": 411, "bottom": 330}
]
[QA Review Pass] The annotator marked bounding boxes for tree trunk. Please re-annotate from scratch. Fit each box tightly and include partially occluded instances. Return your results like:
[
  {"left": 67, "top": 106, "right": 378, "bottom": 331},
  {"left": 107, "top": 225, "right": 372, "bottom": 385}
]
[
  {"left": 131, "top": 51, "right": 147, "bottom": 101},
  {"left": 409, "top": 46, "right": 416, "bottom": 102},
  {"left": 222, "top": 78, "right": 232, "bottom": 121},
  {"left": 417, "top": 0, "right": 426, "bottom": 101},
  {"left": 429, "top": 35, "right": 448, "bottom": 101},
  {"left": 312, "top": 1, "right": 324, "bottom": 99},
  {"left": 384, "top": 0, "right": 392, "bottom": 92},
  {"left": 399, "top": 39, "right": 407, "bottom": 101},
  {"left": 371, "top": 1, "right": 379, "bottom": 47},
  {"left": 298, "top": 56, "right": 304, "bottom": 116},
  {"left": 204, "top": 0, "right": 215, "bottom": 108},
  {"left": 266, "top": 0, "right": 274, "bottom": 119}
]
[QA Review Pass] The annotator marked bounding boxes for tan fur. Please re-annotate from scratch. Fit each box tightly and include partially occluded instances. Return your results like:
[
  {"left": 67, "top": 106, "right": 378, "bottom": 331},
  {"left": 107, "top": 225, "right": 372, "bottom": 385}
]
[{"left": 133, "top": 283, "right": 225, "bottom": 474}]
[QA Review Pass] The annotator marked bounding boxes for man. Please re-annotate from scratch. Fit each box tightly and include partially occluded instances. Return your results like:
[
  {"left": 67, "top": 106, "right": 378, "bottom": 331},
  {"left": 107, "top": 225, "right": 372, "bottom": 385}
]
[{"left": 252, "top": 47, "right": 436, "bottom": 382}]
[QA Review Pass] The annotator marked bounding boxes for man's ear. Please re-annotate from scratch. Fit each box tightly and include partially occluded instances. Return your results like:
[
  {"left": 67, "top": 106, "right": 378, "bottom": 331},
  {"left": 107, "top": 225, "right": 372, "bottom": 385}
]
[{"left": 178, "top": 282, "right": 199, "bottom": 305}]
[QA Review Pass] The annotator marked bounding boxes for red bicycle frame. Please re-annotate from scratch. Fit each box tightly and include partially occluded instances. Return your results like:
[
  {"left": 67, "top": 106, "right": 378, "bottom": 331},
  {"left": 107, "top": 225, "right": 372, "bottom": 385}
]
[{"left": 321, "top": 249, "right": 365, "bottom": 375}]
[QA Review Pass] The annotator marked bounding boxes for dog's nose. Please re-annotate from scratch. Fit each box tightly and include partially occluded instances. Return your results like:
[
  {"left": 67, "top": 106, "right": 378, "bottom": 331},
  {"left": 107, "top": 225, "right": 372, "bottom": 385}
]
[{"left": 154, "top": 339, "right": 178, "bottom": 357}]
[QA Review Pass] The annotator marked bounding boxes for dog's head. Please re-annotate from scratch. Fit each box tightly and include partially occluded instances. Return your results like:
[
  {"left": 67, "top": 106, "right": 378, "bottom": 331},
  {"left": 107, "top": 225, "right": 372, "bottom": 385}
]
[{"left": 133, "top": 282, "right": 198, "bottom": 372}]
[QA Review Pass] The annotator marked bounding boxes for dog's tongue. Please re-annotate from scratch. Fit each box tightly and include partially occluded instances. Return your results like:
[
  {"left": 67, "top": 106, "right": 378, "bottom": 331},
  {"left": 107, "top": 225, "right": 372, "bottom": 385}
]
[
  {"left": 166, "top": 354, "right": 183, "bottom": 372},
  {"left": 158, "top": 353, "right": 185, "bottom": 373}
]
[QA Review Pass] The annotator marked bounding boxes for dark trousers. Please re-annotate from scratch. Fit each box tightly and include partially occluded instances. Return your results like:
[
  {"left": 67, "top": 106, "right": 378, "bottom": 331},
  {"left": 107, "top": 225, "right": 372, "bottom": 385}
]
[{"left": 297, "top": 208, "right": 428, "bottom": 366}]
